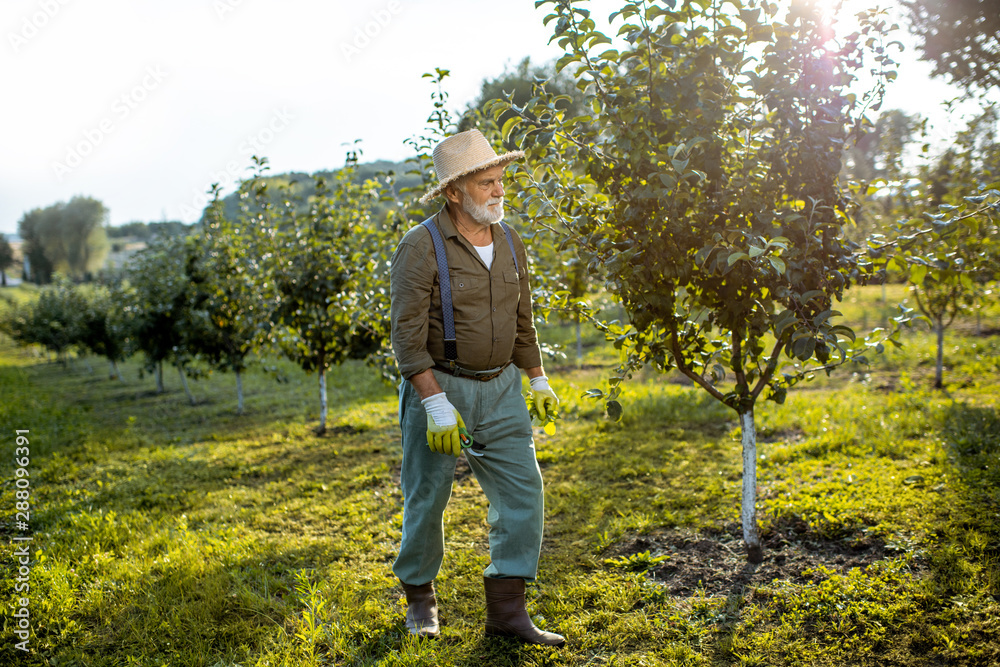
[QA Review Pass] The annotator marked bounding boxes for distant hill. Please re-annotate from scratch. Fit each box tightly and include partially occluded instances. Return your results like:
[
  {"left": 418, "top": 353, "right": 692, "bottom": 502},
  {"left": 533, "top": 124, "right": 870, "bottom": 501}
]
[{"left": 207, "top": 159, "right": 426, "bottom": 225}]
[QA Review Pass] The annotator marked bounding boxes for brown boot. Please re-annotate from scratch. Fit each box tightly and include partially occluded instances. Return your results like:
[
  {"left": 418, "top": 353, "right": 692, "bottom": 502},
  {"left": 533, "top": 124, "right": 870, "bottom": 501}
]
[
  {"left": 484, "top": 577, "right": 565, "bottom": 646},
  {"left": 401, "top": 581, "right": 439, "bottom": 637}
]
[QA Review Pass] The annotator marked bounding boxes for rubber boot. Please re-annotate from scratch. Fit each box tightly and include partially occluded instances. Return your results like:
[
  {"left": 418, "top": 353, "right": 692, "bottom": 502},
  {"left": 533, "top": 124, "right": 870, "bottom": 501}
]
[
  {"left": 484, "top": 577, "right": 565, "bottom": 646},
  {"left": 402, "top": 581, "right": 440, "bottom": 637}
]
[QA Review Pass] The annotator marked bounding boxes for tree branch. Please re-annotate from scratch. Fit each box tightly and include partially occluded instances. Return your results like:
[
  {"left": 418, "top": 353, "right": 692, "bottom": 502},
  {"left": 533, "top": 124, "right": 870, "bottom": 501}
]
[
  {"left": 750, "top": 336, "right": 787, "bottom": 401},
  {"left": 671, "top": 328, "right": 727, "bottom": 402}
]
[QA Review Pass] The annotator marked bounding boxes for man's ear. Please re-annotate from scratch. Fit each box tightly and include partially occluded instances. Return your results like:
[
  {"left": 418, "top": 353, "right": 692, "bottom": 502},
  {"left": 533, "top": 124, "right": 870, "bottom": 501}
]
[{"left": 444, "top": 180, "right": 464, "bottom": 206}]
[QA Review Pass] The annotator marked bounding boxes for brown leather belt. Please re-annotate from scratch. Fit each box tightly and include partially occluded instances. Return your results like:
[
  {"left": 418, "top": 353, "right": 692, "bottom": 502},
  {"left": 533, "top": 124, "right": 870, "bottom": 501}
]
[{"left": 433, "top": 361, "right": 512, "bottom": 382}]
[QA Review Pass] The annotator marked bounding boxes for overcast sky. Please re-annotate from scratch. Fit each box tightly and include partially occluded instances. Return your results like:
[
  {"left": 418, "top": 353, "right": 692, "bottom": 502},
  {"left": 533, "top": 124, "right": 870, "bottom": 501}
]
[{"left": 0, "top": 0, "right": 975, "bottom": 235}]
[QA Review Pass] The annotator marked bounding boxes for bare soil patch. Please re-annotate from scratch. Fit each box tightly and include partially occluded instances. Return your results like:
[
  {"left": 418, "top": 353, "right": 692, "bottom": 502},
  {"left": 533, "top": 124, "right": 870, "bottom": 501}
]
[{"left": 606, "top": 517, "right": 899, "bottom": 597}]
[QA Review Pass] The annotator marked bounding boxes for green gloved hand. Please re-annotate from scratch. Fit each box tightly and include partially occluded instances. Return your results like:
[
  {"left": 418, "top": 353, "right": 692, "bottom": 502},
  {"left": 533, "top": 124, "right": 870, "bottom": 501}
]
[
  {"left": 528, "top": 376, "right": 560, "bottom": 430},
  {"left": 422, "top": 392, "right": 467, "bottom": 457}
]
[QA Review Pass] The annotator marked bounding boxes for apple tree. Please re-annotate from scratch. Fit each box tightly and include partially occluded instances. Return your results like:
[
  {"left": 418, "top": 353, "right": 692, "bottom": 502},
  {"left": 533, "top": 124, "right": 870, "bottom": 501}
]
[
  {"left": 494, "top": 0, "right": 905, "bottom": 561},
  {"left": 880, "top": 108, "right": 1000, "bottom": 387},
  {"left": 188, "top": 182, "right": 276, "bottom": 413},
  {"left": 248, "top": 157, "right": 385, "bottom": 435},
  {"left": 124, "top": 236, "right": 205, "bottom": 400}
]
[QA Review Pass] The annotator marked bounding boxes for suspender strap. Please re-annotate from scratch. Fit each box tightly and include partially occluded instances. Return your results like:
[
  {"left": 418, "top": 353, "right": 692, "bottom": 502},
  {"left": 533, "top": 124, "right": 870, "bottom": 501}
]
[
  {"left": 421, "top": 216, "right": 522, "bottom": 363},
  {"left": 422, "top": 218, "right": 458, "bottom": 361},
  {"left": 499, "top": 221, "right": 520, "bottom": 274}
]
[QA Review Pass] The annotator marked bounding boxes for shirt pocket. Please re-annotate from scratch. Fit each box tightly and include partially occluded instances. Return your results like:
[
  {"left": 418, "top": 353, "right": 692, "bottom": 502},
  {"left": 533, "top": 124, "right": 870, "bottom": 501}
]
[
  {"left": 502, "top": 270, "right": 520, "bottom": 315},
  {"left": 449, "top": 275, "right": 483, "bottom": 323}
]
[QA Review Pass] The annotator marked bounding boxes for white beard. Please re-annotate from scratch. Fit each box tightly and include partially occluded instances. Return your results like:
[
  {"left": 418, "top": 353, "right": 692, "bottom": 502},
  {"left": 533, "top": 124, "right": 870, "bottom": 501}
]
[{"left": 463, "top": 195, "right": 504, "bottom": 225}]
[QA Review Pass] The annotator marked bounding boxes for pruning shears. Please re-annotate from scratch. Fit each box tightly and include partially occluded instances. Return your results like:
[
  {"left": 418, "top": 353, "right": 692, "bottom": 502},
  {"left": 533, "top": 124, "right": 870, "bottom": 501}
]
[{"left": 458, "top": 426, "right": 485, "bottom": 457}]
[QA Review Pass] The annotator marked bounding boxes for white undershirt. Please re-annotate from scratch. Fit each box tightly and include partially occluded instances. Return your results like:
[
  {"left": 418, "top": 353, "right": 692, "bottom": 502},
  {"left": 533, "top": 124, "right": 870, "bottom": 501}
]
[{"left": 475, "top": 242, "right": 494, "bottom": 270}]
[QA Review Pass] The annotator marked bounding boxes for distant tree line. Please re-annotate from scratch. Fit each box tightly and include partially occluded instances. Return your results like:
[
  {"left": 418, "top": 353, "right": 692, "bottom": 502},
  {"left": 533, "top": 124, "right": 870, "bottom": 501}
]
[
  {"left": 0, "top": 154, "right": 428, "bottom": 430},
  {"left": 107, "top": 220, "right": 194, "bottom": 241},
  {"left": 0, "top": 236, "right": 14, "bottom": 287},
  {"left": 18, "top": 196, "right": 110, "bottom": 284}
]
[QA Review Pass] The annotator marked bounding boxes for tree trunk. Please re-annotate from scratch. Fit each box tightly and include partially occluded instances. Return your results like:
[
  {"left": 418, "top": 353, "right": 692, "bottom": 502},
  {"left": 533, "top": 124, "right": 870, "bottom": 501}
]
[
  {"left": 156, "top": 361, "right": 165, "bottom": 393},
  {"left": 177, "top": 364, "right": 196, "bottom": 406},
  {"left": 1, "top": 270, "right": 6, "bottom": 287},
  {"left": 934, "top": 319, "right": 945, "bottom": 389},
  {"left": 976, "top": 308, "right": 982, "bottom": 336},
  {"left": 739, "top": 408, "right": 764, "bottom": 563},
  {"left": 236, "top": 370, "right": 244, "bottom": 415},
  {"left": 317, "top": 370, "right": 328, "bottom": 435},
  {"left": 111, "top": 360, "right": 123, "bottom": 381},
  {"left": 576, "top": 313, "right": 583, "bottom": 368},
  {"left": 881, "top": 282, "right": 887, "bottom": 328}
]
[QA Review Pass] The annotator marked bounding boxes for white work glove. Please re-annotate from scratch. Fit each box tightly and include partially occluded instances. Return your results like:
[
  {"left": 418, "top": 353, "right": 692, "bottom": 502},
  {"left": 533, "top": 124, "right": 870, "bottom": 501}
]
[
  {"left": 421, "top": 392, "right": 466, "bottom": 456},
  {"left": 528, "top": 376, "right": 559, "bottom": 427}
]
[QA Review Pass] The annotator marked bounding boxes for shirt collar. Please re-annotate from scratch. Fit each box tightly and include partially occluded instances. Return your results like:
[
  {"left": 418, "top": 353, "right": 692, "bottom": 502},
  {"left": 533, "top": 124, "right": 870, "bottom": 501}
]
[{"left": 436, "top": 205, "right": 461, "bottom": 239}]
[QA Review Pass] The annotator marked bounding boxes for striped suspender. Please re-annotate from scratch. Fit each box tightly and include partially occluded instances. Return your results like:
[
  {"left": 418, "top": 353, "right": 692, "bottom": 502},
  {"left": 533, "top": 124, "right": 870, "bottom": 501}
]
[{"left": 421, "top": 217, "right": 520, "bottom": 363}]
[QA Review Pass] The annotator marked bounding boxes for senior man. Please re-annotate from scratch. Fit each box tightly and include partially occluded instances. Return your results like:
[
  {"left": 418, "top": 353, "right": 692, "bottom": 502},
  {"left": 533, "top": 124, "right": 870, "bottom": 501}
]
[{"left": 389, "top": 129, "right": 563, "bottom": 646}]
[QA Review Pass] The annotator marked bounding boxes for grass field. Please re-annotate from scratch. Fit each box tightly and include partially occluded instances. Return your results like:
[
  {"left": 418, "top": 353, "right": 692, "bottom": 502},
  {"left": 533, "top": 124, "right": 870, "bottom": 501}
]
[{"left": 1, "top": 284, "right": 999, "bottom": 666}]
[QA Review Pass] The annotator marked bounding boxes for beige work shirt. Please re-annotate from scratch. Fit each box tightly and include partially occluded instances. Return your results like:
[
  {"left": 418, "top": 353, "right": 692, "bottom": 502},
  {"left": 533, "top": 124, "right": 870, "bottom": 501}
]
[{"left": 390, "top": 206, "right": 542, "bottom": 380}]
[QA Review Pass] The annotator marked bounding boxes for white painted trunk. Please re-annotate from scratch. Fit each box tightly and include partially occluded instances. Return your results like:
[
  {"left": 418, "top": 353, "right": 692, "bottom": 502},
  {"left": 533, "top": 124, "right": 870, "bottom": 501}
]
[
  {"left": 318, "top": 370, "right": 328, "bottom": 433},
  {"left": 177, "top": 365, "right": 196, "bottom": 406},
  {"left": 112, "top": 360, "right": 122, "bottom": 381},
  {"left": 156, "top": 362, "right": 164, "bottom": 393},
  {"left": 740, "top": 408, "right": 764, "bottom": 563},
  {"left": 576, "top": 315, "right": 583, "bottom": 368},
  {"left": 236, "top": 370, "right": 244, "bottom": 414}
]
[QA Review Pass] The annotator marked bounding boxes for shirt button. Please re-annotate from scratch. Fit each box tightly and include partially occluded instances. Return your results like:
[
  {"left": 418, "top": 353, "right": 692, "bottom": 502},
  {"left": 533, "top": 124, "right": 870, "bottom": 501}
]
[
  {"left": 493, "top": 307, "right": 497, "bottom": 312},
  {"left": 459, "top": 282, "right": 464, "bottom": 287}
]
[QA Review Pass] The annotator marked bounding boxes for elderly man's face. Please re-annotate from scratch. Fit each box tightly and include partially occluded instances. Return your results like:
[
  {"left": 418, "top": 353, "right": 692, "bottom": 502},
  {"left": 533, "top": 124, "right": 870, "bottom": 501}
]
[{"left": 456, "top": 165, "right": 505, "bottom": 225}]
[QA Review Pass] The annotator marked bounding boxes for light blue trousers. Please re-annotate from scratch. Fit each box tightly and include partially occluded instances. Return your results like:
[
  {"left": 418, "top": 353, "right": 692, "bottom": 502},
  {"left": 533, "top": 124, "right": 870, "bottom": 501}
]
[{"left": 393, "top": 365, "right": 545, "bottom": 585}]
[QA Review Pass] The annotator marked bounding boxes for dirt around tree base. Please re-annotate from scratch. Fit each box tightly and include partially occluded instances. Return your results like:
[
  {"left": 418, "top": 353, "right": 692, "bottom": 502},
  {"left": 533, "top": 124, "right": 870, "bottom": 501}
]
[{"left": 606, "top": 517, "right": 903, "bottom": 597}]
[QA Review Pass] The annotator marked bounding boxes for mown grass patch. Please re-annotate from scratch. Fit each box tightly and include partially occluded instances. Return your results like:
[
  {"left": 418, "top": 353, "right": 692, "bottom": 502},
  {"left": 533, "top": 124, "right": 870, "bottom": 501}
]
[{"left": 1, "top": 285, "right": 999, "bottom": 666}]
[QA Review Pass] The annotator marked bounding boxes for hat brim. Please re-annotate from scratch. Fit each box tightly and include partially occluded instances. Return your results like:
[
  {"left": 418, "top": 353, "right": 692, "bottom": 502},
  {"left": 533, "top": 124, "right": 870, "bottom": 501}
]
[{"left": 418, "top": 150, "right": 525, "bottom": 204}]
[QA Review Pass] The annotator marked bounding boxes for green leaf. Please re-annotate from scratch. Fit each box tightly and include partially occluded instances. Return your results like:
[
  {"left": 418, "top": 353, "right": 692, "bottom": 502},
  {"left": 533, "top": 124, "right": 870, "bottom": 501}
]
[
  {"left": 501, "top": 116, "right": 523, "bottom": 143},
  {"left": 830, "top": 325, "right": 857, "bottom": 343},
  {"left": 589, "top": 32, "right": 613, "bottom": 47},
  {"left": 749, "top": 246, "right": 766, "bottom": 258},
  {"left": 728, "top": 252, "right": 750, "bottom": 266},
  {"left": 607, "top": 400, "right": 623, "bottom": 422},
  {"left": 768, "top": 257, "right": 786, "bottom": 273},
  {"left": 909, "top": 263, "right": 928, "bottom": 285},
  {"left": 774, "top": 309, "right": 797, "bottom": 337},
  {"left": 748, "top": 24, "right": 772, "bottom": 42}
]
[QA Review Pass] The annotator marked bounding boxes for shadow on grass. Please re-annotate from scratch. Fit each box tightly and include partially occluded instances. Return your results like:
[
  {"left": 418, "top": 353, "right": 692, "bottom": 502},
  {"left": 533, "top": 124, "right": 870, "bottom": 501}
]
[
  {"left": 19, "top": 354, "right": 397, "bottom": 447},
  {"left": 51, "top": 545, "right": 331, "bottom": 666},
  {"left": 937, "top": 401, "right": 1000, "bottom": 597}
]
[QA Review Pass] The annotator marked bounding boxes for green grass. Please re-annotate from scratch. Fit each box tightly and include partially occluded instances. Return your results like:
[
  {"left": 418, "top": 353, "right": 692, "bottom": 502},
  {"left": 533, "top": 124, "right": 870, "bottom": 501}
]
[{"left": 1, "top": 285, "right": 999, "bottom": 666}]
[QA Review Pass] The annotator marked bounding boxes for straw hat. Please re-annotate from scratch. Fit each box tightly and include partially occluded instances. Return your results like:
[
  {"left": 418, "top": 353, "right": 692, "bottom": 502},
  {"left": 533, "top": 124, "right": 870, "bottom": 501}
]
[{"left": 419, "top": 129, "right": 524, "bottom": 204}]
